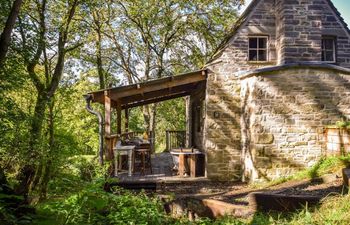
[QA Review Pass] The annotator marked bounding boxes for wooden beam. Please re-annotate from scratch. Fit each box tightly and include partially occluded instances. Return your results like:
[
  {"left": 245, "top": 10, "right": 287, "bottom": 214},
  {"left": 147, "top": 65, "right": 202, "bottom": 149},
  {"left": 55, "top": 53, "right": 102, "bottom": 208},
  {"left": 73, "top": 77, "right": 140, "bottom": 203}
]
[
  {"left": 185, "top": 96, "right": 190, "bottom": 148},
  {"left": 125, "top": 108, "right": 129, "bottom": 133},
  {"left": 104, "top": 93, "right": 111, "bottom": 136},
  {"left": 110, "top": 72, "right": 206, "bottom": 100},
  {"left": 116, "top": 100, "right": 122, "bottom": 135},
  {"left": 122, "top": 91, "right": 190, "bottom": 109},
  {"left": 120, "top": 83, "right": 198, "bottom": 106},
  {"left": 89, "top": 70, "right": 207, "bottom": 104},
  {"left": 104, "top": 93, "right": 113, "bottom": 160},
  {"left": 89, "top": 70, "right": 207, "bottom": 105}
]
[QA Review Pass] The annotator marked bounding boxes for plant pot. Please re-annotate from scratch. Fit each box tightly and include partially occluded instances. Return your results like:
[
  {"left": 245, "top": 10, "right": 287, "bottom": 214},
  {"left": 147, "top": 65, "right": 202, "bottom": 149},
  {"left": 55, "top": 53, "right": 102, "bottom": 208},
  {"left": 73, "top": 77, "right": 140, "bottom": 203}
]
[
  {"left": 325, "top": 127, "right": 350, "bottom": 156},
  {"left": 325, "top": 127, "right": 342, "bottom": 156},
  {"left": 342, "top": 168, "right": 350, "bottom": 187}
]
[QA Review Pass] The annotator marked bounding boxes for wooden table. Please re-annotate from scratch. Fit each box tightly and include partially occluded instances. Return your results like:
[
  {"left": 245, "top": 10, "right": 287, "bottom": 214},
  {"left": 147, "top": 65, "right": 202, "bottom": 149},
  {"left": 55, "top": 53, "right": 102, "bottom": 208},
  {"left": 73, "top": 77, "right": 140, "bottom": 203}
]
[
  {"left": 170, "top": 148, "right": 202, "bottom": 177},
  {"left": 114, "top": 144, "right": 135, "bottom": 177}
]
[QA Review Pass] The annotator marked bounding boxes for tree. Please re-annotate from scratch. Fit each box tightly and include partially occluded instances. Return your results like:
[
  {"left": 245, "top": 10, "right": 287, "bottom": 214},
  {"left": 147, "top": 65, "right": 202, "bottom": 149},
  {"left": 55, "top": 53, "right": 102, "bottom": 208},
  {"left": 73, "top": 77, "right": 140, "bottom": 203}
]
[
  {"left": 0, "top": 0, "right": 23, "bottom": 67},
  {"left": 14, "top": 0, "right": 81, "bottom": 199},
  {"left": 103, "top": 0, "right": 242, "bottom": 135}
]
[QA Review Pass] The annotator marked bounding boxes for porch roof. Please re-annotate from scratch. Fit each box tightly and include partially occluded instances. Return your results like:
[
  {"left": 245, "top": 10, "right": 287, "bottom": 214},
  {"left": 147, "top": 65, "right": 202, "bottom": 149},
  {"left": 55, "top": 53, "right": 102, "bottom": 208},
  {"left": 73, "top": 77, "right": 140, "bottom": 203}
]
[{"left": 88, "top": 69, "right": 207, "bottom": 109}]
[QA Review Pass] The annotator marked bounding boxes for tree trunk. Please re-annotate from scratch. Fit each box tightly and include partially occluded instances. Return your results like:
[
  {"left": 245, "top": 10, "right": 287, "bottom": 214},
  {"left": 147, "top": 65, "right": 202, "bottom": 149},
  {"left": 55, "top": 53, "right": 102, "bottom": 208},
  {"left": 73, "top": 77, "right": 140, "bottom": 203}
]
[
  {"left": 39, "top": 99, "right": 54, "bottom": 200},
  {"left": 96, "top": 30, "right": 105, "bottom": 89},
  {"left": 15, "top": 92, "right": 47, "bottom": 199},
  {"left": 0, "top": 0, "right": 23, "bottom": 66},
  {"left": 149, "top": 103, "right": 157, "bottom": 132},
  {"left": 39, "top": 160, "right": 51, "bottom": 201},
  {"left": 142, "top": 105, "right": 151, "bottom": 131}
]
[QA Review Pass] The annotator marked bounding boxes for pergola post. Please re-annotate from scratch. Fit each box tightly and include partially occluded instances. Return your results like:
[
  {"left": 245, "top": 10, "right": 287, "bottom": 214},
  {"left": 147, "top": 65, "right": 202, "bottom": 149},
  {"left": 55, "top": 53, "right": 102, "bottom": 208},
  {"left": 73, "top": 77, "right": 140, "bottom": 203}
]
[
  {"left": 116, "top": 100, "right": 122, "bottom": 135},
  {"left": 185, "top": 96, "right": 191, "bottom": 148},
  {"left": 104, "top": 92, "right": 113, "bottom": 160},
  {"left": 125, "top": 108, "right": 129, "bottom": 133}
]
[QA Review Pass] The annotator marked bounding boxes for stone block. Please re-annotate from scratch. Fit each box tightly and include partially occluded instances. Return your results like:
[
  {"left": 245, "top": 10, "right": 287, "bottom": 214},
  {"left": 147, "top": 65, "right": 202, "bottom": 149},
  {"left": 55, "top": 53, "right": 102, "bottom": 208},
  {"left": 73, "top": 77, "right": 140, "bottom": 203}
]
[{"left": 255, "top": 133, "right": 274, "bottom": 144}]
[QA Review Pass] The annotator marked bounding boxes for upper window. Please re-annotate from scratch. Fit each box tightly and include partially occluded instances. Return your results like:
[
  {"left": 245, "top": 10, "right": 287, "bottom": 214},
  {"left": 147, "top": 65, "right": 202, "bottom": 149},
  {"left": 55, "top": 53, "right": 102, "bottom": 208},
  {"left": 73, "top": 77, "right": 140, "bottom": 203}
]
[
  {"left": 321, "top": 37, "right": 336, "bottom": 62},
  {"left": 248, "top": 37, "right": 268, "bottom": 62}
]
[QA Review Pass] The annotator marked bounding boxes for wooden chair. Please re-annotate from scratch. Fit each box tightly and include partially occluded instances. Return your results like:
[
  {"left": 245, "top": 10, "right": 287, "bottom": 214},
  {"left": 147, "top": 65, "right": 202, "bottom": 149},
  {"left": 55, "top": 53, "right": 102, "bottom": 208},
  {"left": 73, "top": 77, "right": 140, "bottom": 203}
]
[{"left": 134, "top": 148, "right": 152, "bottom": 175}]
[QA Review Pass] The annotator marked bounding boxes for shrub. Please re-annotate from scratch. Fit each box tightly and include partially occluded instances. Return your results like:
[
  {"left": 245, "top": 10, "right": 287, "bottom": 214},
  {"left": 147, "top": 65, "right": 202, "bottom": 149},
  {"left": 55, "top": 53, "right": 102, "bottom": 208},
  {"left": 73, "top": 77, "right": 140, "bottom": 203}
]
[{"left": 37, "top": 180, "right": 169, "bottom": 225}]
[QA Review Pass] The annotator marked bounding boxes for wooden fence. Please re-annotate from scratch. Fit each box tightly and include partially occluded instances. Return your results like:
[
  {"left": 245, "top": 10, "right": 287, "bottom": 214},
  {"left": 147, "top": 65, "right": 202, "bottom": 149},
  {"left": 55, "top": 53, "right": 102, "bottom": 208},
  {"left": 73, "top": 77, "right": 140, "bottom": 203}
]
[{"left": 166, "top": 130, "right": 186, "bottom": 151}]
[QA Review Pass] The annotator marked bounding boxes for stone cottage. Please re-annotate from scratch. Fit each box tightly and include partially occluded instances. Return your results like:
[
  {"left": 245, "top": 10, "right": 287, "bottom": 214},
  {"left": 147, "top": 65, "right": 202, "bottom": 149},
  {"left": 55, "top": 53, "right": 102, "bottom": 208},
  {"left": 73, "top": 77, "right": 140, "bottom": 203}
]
[
  {"left": 200, "top": 0, "right": 350, "bottom": 181},
  {"left": 87, "top": 0, "right": 350, "bottom": 182}
]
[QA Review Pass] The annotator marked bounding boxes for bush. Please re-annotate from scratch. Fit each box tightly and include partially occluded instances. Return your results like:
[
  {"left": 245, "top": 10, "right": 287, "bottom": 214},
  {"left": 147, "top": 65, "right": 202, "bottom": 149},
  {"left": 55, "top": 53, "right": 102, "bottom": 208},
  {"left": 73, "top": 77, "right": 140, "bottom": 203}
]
[{"left": 37, "top": 180, "right": 169, "bottom": 225}]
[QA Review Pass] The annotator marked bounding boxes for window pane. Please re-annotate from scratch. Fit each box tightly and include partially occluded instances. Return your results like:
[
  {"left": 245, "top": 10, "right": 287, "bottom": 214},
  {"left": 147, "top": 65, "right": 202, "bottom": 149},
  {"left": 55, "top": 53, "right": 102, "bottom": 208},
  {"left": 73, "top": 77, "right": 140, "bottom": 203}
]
[
  {"left": 259, "top": 38, "right": 267, "bottom": 48},
  {"left": 321, "top": 51, "right": 325, "bottom": 61},
  {"left": 325, "top": 51, "right": 334, "bottom": 61},
  {"left": 249, "top": 38, "right": 257, "bottom": 48},
  {"left": 258, "top": 50, "right": 267, "bottom": 61},
  {"left": 324, "top": 39, "right": 334, "bottom": 50},
  {"left": 321, "top": 37, "right": 335, "bottom": 62},
  {"left": 249, "top": 50, "right": 257, "bottom": 61}
]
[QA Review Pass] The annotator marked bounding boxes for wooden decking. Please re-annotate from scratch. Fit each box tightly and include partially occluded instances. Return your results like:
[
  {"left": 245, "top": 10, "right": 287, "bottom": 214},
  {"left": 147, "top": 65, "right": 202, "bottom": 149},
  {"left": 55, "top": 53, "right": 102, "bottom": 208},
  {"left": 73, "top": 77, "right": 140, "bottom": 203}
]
[{"left": 114, "top": 152, "right": 207, "bottom": 183}]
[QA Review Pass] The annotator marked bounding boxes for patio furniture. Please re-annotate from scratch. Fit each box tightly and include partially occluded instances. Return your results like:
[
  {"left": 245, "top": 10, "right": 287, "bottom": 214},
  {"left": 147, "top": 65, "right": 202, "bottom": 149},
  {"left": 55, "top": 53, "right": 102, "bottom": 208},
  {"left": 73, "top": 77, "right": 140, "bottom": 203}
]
[
  {"left": 170, "top": 148, "right": 202, "bottom": 177},
  {"left": 134, "top": 148, "right": 153, "bottom": 175},
  {"left": 114, "top": 141, "right": 135, "bottom": 177}
]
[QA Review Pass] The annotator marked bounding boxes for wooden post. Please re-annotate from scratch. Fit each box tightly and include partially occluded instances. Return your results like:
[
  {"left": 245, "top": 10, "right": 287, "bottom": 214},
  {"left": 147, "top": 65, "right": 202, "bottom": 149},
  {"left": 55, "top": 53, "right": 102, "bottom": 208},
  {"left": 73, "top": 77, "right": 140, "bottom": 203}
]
[
  {"left": 185, "top": 96, "right": 191, "bottom": 148},
  {"left": 179, "top": 154, "right": 185, "bottom": 177},
  {"left": 166, "top": 131, "right": 170, "bottom": 151},
  {"left": 104, "top": 93, "right": 112, "bottom": 160},
  {"left": 125, "top": 108, "right": 129, "bottom": 133},
  {"left": 116, "top": 100, "right": 122, "bottom": 135},
  {"left": 190, "top": 154, "right": 196, "bottom": 177}
]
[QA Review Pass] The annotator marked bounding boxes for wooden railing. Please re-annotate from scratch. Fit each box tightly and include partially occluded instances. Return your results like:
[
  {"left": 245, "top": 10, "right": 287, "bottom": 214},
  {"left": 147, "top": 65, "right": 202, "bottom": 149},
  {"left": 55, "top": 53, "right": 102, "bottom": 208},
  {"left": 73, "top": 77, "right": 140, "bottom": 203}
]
[{"left": 166, "top": 130, "right": 186, "bottom": 151}]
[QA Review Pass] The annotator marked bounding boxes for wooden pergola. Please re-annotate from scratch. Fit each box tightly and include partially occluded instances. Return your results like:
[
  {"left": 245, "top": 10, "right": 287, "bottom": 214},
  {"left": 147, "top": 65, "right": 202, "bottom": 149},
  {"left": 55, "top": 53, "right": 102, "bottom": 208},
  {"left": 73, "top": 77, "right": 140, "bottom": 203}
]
[{"left": 87, "top": 69, "right": 207, "bottom": 159}]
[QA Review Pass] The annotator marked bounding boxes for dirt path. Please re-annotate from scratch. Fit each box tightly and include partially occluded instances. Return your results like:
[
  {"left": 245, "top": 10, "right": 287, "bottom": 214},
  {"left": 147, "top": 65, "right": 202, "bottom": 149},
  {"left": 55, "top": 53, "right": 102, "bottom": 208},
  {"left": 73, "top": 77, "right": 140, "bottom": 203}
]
[{"left": 158, "top": 175, "right": 344, "bottom": 205}]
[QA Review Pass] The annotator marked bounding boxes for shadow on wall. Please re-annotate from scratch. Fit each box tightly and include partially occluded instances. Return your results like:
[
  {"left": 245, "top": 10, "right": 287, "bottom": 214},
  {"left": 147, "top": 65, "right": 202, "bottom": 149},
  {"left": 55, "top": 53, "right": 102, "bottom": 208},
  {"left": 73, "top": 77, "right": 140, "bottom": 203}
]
[
  {"left": 205, "top": 74, "right": 242, "bottom": 181},
  {"left": 240, "top": 68, "right": 350, "bottom": 181}
]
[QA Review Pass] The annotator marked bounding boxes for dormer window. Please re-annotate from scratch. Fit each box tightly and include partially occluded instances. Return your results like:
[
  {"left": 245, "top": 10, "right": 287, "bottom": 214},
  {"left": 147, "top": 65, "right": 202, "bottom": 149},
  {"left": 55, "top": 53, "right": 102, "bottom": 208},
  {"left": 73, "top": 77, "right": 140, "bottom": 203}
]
[
  {"left": 248, "top": 36, "right": 268, "bottom": 62},
  {"left": 321, "top": 37, "right": 336, "bottom": 62}
]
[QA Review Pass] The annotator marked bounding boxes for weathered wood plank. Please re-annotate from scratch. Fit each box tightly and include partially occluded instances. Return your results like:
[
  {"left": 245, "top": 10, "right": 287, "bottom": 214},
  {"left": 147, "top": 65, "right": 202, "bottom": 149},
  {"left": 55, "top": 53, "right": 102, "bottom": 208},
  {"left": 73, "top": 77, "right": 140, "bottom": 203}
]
[
  {"left": 190, "top": 155, "right": 196, "bottom": 177},
  {"left": 179, "top": 154, "right": 185, "bottom": 177}
]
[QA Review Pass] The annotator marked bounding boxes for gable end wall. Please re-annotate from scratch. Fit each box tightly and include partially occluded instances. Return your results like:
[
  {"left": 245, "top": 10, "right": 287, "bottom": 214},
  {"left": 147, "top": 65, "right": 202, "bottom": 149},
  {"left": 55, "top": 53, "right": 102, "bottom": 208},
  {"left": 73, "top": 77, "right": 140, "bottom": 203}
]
[{"left": 205, "top": 0, "right": 350, "bottom": 181}]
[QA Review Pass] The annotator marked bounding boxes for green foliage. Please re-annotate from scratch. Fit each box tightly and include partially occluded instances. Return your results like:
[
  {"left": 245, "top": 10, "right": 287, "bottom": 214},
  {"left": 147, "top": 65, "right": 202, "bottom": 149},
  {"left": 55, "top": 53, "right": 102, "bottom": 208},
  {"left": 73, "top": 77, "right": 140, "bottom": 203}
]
[
  {"left": 335, "top": 120, "right": 350, "bottom": 128},
  {"left": 155, "top": 98, "right": 186, "bottom": 152},
  {"left": 251, "top": 156, "right": 345, "bottom": 189},
  {"left": 339, "top": 154, "right": 350, "bottom": 168},
  {"left": 36, "top": 181, "right": 169, "bottom": 225}
]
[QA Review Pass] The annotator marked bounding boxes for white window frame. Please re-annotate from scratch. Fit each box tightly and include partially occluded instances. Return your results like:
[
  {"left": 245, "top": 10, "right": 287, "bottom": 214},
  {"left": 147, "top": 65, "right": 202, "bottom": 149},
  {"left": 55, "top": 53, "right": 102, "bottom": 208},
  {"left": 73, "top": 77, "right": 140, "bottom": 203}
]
[
  {"left": 248, "top": 36, "right": 269, "bottom": 62},
  {"left": 321, "top": 37, "right": 336, "bottom": 63}
]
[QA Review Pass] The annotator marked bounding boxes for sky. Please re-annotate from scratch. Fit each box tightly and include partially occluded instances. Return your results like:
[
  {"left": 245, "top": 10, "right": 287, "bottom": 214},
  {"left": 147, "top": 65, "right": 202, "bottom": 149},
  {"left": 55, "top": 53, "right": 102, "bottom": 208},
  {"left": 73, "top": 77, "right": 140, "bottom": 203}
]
[{"left": 241, "top": 0, "right": 350, "bottom": 26}]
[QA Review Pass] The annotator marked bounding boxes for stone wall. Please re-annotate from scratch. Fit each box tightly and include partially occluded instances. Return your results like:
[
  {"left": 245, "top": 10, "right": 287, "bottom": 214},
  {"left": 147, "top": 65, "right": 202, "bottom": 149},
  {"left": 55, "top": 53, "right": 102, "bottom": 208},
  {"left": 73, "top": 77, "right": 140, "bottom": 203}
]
[
  {"left": 211, "top": 0, "right": 350, "bottom": 69},
  {"left": 204, "top": 0, "right": 350, "bottom": 181},
  {"left": 213, "top": 0, "right": 277, "bottom": 74},
  {"left": 204, "top": 71, "right": 242, "bottom": 180},
  {"left": 276, "top": 0, "right": 350, "bottom": 66},
  {"left": 204, "top": 0, "right": 277, "bottom": 181},
  {"left": 241, "top": 67, "right": 350, "bottom": 181}
]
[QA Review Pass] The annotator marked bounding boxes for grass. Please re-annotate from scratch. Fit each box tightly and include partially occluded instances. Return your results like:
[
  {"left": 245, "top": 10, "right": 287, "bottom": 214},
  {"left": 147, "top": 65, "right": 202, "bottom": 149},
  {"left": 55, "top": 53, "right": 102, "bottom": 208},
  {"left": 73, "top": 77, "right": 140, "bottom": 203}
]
[
  {"left": 251, "top": 155, "right": 347, "bottom": 190},
  {"left": 31, "top": 155, "right": 350, "bottom": 224}
]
